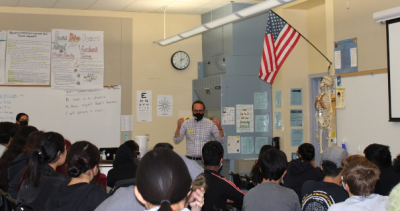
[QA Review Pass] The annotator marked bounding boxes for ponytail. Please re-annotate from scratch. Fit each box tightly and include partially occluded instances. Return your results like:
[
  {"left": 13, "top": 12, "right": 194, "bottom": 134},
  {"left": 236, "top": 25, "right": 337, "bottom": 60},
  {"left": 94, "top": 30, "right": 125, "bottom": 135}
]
[
  {"left": 250, "top": 161, "right": 263, "bottom": 185},
  {"left": 22, "top": 132, "right": 65, "bottom": 187},
  {"left": 67, "top": 141, "right": 100, "bottom": 178},
  {"left": 158, "top": 200, "right": 172, "bottom": 211}
]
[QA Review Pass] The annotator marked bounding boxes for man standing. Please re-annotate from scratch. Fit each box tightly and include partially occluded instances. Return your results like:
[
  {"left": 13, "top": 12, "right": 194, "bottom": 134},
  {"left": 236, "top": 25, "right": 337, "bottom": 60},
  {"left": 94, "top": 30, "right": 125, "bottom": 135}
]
[{"left": 174, "top": 100, "right": 224, "bottom": 161}]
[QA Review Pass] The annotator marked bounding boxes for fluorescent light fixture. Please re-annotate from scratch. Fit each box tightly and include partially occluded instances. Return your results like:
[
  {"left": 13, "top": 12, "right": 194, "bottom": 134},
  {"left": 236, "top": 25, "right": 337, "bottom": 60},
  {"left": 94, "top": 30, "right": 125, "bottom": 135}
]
[
  {"left": 373, "top": 6, "right": 400, "bottom": 23},
  {"left": 158, "top": 0, "right": 297, "bottom": 46},
  {"left": 180, "top": 25, "right": 208, "bottom": 38},
  {"left": 204, "top": 14, "right": 240, "bottom": 29},
  {"left": 158, "top": 35, "right": 182, "bottom": 46}
]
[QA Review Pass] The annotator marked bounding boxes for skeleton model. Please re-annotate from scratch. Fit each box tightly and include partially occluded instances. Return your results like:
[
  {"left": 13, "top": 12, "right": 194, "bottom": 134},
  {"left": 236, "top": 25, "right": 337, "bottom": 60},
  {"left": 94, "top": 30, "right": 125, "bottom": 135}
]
[{"left": 315, "top": 76, "right": 335, "bottom": 154}]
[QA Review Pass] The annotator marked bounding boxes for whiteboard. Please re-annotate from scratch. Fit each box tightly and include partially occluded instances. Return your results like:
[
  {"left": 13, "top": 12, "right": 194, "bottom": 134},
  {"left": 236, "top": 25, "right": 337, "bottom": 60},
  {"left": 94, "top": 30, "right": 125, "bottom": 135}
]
[
  {"left": 337, "top": 73, "right": 400, "bottom": 157},
  {"left": 387, "top": 19, "right": 400, "bottom": 120},
  {"left": 0, "top": 87, "right": 121, "bottom": 148}
]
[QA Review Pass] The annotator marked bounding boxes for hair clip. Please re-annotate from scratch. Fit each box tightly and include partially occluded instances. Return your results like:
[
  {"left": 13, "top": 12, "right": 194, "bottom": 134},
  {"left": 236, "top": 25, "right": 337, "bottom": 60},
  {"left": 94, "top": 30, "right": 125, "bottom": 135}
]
[{"left": 83, "top": 144, "right": 89, "bottom": 151}]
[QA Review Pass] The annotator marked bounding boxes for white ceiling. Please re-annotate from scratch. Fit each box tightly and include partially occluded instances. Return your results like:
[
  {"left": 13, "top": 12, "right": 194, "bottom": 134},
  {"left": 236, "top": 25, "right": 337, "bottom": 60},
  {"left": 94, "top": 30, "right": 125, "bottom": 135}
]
[{"left": 0, "top": 0, "right": 263, "bottom": 15}]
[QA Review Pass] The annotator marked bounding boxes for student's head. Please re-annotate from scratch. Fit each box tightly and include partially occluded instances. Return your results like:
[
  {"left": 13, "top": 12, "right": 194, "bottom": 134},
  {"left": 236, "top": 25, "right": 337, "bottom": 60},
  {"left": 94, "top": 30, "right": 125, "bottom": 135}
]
[
  {"left": 153, "top": 142, "right": 174, "bottom": 150},
  {"left": 23, "top": 131, "right": 45, "bottom": 153},
  {"left": 259, "top": 148, "right": 287, "bottom": 181},
  {"left": 321, "top": 146, "right": 348, "bottom": 168},
  {"left": 0, "top": 122, "right": 18, "bottom": 146},
  {"left": 251, "top": 145, "right": 275, "bottom": 184},
  {"left": 24, "top": 132, "right": 66, "bottom": 186},
  {"left": 135, "top": 148, "right": 192, "bottom": 211},
  {"left": 67, "top": 141, "right": 100, "bottom": 180},
  {"left": 341, "top": 155, "right": 380, "bottom": 196},
  {"left": 202, "top": 141, "right": 224, "bottom": 167},
  {"left": 364, "top": 143, "right": 392, "bottom": 168},
  {"left": 297, "top": 143, "right": 315, "bottom": 162},
  {"left": 7, "top": 126, "right": 38, "bottom": 153},
  {"left": 321, "top": 160, "right": 342, "bottom": 178},
  {"left": 16, "top": 113, "right": 29, "bottom": 126},
  {"left": 123, "top": 140, "right": 140, "bottom": 158}
]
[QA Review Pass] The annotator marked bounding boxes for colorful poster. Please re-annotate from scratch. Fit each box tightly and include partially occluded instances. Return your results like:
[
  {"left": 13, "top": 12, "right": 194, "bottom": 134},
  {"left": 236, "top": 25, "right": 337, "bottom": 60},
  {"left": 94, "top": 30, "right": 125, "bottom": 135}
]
[
  {"left": 227, "top": 136, "right": 240, "bottom": 154},
  {"left": 236, "top": 104, "right": 254, "bottom": 133},
  {"left": 222, "top": 107, "right": 235, "bottom": 125},
  {"left": 255, "top": 137, "right": 268, "bottom": 154},
  {"left": 137, "top": 90, "right": 152, "bottom": 122},
  {"left": 241, "top": 136, "right": 254, "bottom": 154},
  {"left": 6, "top": 31, "right": 51, "bottom": 85},
  {"left": 336, "top": 88, "right": 346, "bottom": 108},
  {"left": 157, "top": 95, "right": 173, "bottom": 116},
  {"left": 255, "top": 114, "right": 269, "bottom": 132},
  {"left": 51, "top": 29, "right": 104, "bottom": 89},
  {"left": 254, "top": 92, "right": 268, "bottom": 109}
]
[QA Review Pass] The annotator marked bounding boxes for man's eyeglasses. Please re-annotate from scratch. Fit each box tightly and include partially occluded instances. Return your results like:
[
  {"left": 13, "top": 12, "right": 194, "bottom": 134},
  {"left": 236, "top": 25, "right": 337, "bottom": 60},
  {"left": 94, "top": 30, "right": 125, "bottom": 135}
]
[{"left": 192, "top": 110, "right": 204, "bottom": 113}]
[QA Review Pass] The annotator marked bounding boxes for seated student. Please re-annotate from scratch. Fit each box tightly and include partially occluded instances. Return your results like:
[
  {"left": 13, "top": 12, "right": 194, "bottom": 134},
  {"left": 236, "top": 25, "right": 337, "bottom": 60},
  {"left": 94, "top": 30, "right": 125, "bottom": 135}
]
[
  {"left": 328, "top": 155, "right": 389, "bottom": 211},
  {"left": 8, "top": 131, "right": 44, "bottom": 199},
  {"left": 202, "top": 141, "right": 245, "bottom": 211},
  {"left": 154, "top": 143, "right": 203, "bottom": 181},
  {"left": 243, "top": 148, "right": 301, "bottom": 211},
  {"left": 16, "top": 113, "right": 29, "bottom": 126},
  {"left": 301, "top": 147, "right": 349, "bottom": 211},
  {"left": 0, "top": 122, "right": 19, "bottom": 157},
  {"left": 107, "top": 140, "right": 139, "bottom": 188},
  {"left": 0, "top": 126, "right": 38, "bottom": 192},
  {"left": 94, "top": 144, "right": 205, "bottom": 211},
  {"left": 283, "top": 143, "right": 323, "bottom": 201},
  {"left": 250, "top": 145, "right": 274, "bottom": 186},
  {"left": 364, "top": 144, "right": 400, "bottom": 196},
  {"left": 45, "top": 141, "right": 108, "bottom": 211},
  {"left": 16, "top": 132, "right": 68, "bottom": 211},
  {"left": 135, "top": 148, "right": 204, "bottom": 211}
]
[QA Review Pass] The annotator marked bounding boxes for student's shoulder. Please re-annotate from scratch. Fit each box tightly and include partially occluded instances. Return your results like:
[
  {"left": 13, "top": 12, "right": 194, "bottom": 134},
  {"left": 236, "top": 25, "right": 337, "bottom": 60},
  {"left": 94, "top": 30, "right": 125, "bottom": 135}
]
[{"left": 95, "top": 186, "right": 143, "bottom": 211}]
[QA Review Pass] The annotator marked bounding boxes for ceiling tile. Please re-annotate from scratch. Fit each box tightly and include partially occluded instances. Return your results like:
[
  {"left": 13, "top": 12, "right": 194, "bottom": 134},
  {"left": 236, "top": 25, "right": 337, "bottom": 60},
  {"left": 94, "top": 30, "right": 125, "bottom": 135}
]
[
  {"left": 89, "top": 0, "right": 136, "bottom": 11},
  {"left": 53, "top": 0, "right": 97, "bottom": 9},
  {"left": 18, "top": 0, "right": 58, "bottom": 8},
  {"left": 0, "top": 0, "right": 18, "bottom": 7}
]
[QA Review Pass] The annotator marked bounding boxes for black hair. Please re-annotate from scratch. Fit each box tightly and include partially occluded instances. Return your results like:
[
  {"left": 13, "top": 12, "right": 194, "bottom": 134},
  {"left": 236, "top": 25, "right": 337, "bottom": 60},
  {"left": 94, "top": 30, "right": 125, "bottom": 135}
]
[
  {"left": 23, "top": 132, "right": 66, "bottom": 187},
  {"left": 321, "top": 160, "right": 342, "bottom": 177},
  {"left": 202, "top": 141, "right": 223, "bottom": 166},
  {"left": 251, "top": 145, "right": 275, "bottom": 184},
  {"left": 0, "top": 126, "right": 38, "bottom": 190},
  {"left": 153, "top": 142, "right": 174, "bottom": 150},
  {"left": 0, "top": 122, "right": 19, "bottom": 145},
  {"left": 67, "top": 141, "right": 100, "bottom": 177},
  {"left": 16, "top": 113, "right": 29, "bottom": 122},
  {"left": 192, "top": 100, "right": 206, "bottom": 111},
  {"left": 259, "top": 148, "right": 287, "bottom": 181},
  {"left": 364, "top": 143, "right": 392, "bottom": 168},
  {"left": 123, "top": 140, "right": 139, "bottom": 152},
  {"left": 22, "top": 131, "right": 45, "bottom": 153},
  {"left": 393, "top": 154, "right": 400, "bottom": 174},
  {"left": 298, "top": 143, "right": 315, "bottom": 162},
  {"left": 136, "top": 148, "right": 191, "bottom": 211}
]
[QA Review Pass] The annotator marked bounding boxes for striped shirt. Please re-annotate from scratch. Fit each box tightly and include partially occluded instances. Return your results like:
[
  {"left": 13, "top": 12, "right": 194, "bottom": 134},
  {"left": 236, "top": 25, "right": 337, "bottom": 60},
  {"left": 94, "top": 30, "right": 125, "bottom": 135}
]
[{"left": 173, "top": 118, "right": 224, "bottom": 157}]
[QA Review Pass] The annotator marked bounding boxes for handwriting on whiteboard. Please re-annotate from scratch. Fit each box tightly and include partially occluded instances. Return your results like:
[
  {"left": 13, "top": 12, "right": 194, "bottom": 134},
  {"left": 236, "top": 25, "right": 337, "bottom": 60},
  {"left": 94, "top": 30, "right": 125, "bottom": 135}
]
[{"left": 65, "top": 90, "right": 118, "bottom": 116}]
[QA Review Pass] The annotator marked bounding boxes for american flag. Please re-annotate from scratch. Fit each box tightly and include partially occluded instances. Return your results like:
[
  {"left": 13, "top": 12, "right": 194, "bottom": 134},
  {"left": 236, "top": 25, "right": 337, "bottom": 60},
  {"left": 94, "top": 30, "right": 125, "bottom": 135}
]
[{"left": 259, "top": 11, "right": 301, "bottom": 84}]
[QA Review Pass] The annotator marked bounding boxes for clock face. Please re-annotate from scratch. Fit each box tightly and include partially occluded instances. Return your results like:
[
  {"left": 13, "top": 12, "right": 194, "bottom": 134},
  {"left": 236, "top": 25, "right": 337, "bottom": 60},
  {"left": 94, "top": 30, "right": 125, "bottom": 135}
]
[{"left": 171, "top": 51, "right": 190, "bottom": 70}]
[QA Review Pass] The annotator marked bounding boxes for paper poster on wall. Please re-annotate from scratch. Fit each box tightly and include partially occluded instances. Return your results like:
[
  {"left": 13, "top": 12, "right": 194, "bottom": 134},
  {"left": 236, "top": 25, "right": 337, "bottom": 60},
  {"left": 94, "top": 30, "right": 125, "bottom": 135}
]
[
  {"left": 275, "top": 90, "right": 281, "bottom": 108},
  {"left": 255, "top": 137, "right": 268, "bottom": 154},
  {"left": 51, "top": 29, "right": 104, "bottom": 89},
  {"left": 6, "top": 31, "right": 51, "bottom": 85},
  {"left": 255, "top": 114, "right": 269, "bottom": 132},
  {"left": 290, "top": 88, "right": 302, "bottom": 105},
  {"left": 236, "top": 104, "right": 254, "bottom": 133},
  {"left": 222, "top": 107, "right": 235, "bottom": 125},
  {"left": 336, "top": 88, "right": 346, "bottom": 108},
  {"left": 137, "top": 90, "right": 152, "bottom": 122},
  {"left": 0, "top": 31, "right": 6, "bottom": 84},
  {"left": 334, "top": 38, "right": 358, "bottom": 74},
  {"left": 121, "top": 115, "right": 133, "bottom": 131},
  {"left": 291, "top": 129, "right": 303, "bottom": 146},
  {"left": 227, "top": 136, "right": 240, "bottom": 154},
  {"left": 275, "top": 112, "right": 282, "bottom": 129},
  {"left": 157, "top": 95, "right": 173, "bottom": 116},
  {"left": 290, "top": 109, "right": 303, "bottom": 126},
  {"left": 241, "top": 136, "right": 254, "bottom": 154},
  {"left": 254, "top": 92, "right": 268, "bottom": 109}
]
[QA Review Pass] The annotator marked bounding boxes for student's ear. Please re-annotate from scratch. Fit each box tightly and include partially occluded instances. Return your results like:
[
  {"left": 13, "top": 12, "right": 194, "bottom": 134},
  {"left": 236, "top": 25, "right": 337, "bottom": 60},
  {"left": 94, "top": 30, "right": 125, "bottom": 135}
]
[
  {"left": 320, "top": 166, "right": 324, "bottom": 171},
  {"left": 281, "top": 170, "right": 287, "bottom": 179},
  {"left": 201, "top": 157, "right": 204, "bottom": 164},
  {"left": 259, "top": 167, "right": 262, "bottom": 173},
  {"left": 134, "top": 186, "right": 146, "bottom": 205},
  {"left": 221, "top": 157, "right": 224, "bottom": 164}
]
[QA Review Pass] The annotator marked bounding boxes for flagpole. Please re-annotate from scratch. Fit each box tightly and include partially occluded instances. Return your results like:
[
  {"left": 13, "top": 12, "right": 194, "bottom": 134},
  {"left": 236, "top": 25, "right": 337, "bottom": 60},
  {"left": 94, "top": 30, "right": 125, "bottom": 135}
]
[{"left": 271, "top": 11, "right": 333, "bottom": 69}]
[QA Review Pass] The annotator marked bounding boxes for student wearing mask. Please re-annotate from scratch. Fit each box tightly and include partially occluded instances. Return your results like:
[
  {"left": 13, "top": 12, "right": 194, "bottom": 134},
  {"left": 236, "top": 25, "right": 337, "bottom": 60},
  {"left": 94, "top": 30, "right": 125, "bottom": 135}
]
[
  {"left": 174, "top": 101, "right": 224, "bottom": 164},
  {"left": 46, "top": 141, "right": 108, "bottom": 211},
  {"left": 16, "top": 113, "right": 29, "bottom": 126},
  {"left": 16, "top": 132, "right": 68, "bottom": 211}
]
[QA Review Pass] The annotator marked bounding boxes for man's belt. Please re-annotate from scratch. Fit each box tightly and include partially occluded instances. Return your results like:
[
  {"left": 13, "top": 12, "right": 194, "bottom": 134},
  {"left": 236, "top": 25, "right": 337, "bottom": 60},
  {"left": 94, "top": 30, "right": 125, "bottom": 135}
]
[{"left": 186, "top": 155, "right": 202, "bottom": 160}]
